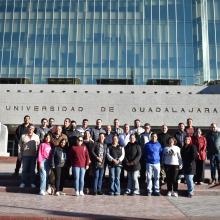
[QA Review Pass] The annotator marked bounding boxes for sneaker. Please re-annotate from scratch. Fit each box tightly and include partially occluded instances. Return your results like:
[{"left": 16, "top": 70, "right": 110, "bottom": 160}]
[
  {"left": 172, "top": 192, "right": 178, "bottom": 197},
  {"left": 55, "top": 191, "right": 60, "bottom": 196},
  {"left": 79, "top": 191, "right": 84, "bottom": 196},
  {"left": 19, "top": 183, "right": 25, "bottom": 188},
  {"left": 31, "top": 184, "right": 36, "bottom": 188},
  {"left": 60, "top": 192, "right": 66, "bottom": 196},
  {"left": 153, "top": 192, "right": 161, "bottom": 196},
  {"left": 167, "top": 191, "right": 172, "bottom": 197},
  {"left": 124, "top": 189, "right": 131, "bottom": 195},
  {"left": 75, "top": 191, "right": 79, "bottom": 196},
  {"left": 39, "top": 191, "right": 46, "bottom": 196},
  {"left": 133, "top": 190, "right": 140, "bottom": 195}
]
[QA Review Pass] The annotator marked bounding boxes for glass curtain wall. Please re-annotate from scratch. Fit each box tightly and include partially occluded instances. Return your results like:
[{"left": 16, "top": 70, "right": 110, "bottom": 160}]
[{"left": 0, "top": 0, "right": 217, "bottom": 85}]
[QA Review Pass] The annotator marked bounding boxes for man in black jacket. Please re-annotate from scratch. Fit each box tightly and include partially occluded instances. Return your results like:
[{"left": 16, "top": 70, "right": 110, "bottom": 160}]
[{"left": 124, "top": 134, "right": 142, "bottom": 195}]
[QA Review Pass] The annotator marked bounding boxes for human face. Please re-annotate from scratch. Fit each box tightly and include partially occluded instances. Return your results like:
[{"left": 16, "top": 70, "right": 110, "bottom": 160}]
[
  {"left": 45, "top": 135, "right": 51, "bottom": 143},
  {"left": 64, "top": 119, "right": 71, "bottom": 128},
  {"left": 83, "top": 120, "right": 88, "bottom": 128},
  {"left": 106, "top": 125, "right": 111, "bottom": 133},
  {"left": 77, "top": 137, "right": 83, "bottom": 146},
  {"left": 151, "top": 134, "right": 158, "bottom": 143},
  {"left": 144, "top": 125, "right": 151, "bottom": 133},
  {"left": 24, "top": 116, "right": 31, "bottom": 125},
  {"left": 84, "top": 130, "right": 90, "bottom": 140},
  {"left": 42, "top": 119, "right": 48, "bottom": 128},
  {"left": 60, "top": 140, "right": 66, "bottom": 148},
  {"left": 99, "top": 134, "right": 105, "bottom": 143},
  {"left": 187, "top": 119, "right": 193, "bottom": 127},
  {"left": 134, "top": 120, "right": 141, "bottom": 128},
  {"left": 49, "top": 118, "right": 55, "bottom": 127},
  {"left": 28, "top": 126, "right": 35, "bottom": 135},
  {"left": 96, "top": 119, "right": 102, "bottom": 128},
  {"left": 124, "top": 125, "right": 130, "bottom": 133},
  {"left": 130, "top": 135, "right": 136, "bottom": 143},
  {"left": 179, "top": 123, "right": 185, "bottom": 131},
  {"left": 112, "top": 136, "right": 119, "bottom": 145},
  {"left": 162, "top": 125, "right": 168, "bottom": 133},
  {"left": 114, "top": 120, "right": 119, "bottom": 128},
  {"left": 56, "top": 126, "right": 62, "bottom": 135},
  {"left": 185, "top": 137, "right": 191, "bottom": 145},
  {"left": 211, "top": 124, "right": 217, "bottom": 132},
  {"left": 197, "top": 129, "right": 202, "bottom": 136}
]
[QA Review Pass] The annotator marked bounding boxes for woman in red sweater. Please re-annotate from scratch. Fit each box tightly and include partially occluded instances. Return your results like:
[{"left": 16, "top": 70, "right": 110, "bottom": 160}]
[
  {"left": 69, "top": 136, "right": 90, "bottom": 196},
  {"left": 192, "top": 128, "right": 207, "bottom": 184}
]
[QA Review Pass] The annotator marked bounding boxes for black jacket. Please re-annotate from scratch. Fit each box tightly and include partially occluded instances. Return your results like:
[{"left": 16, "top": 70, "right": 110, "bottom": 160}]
[
  {"left": 91, "top": 142, "right": 107, "bottom": 168},
  {"left": 181, "top": 144, "right": 198, "bottom": 175},
  {"left": 124, "top": 142, "right": 142, "bottom": 171},
  {"left": 158, "top": 132, "right": 172, "bottom": 148},
  {"left": 175, "top": 130, "right": 187, "bottom": 148},
  {"left": 51, "top": 146, "right": 68, "bottom": 168},
  {"left": 206, "top": 131, "right": 220, "bottom": 158}
]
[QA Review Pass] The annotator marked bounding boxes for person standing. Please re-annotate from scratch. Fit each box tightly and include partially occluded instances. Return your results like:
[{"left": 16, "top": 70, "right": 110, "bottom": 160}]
[
  {"left": 144, "top": 133, "right": 162, "bottom": 196},
  {"left": 107, "top": 134, "right": 125, "bottom": 195},
  {"left": 181, "top": 136, "right": 198, "bottom": 198},
  {"left": 104, "top": 125, "right": 114, "bottom": 146},
  {"left": 192, "top": 128, "right": 207, "bottom": 184},
  {"left": 162, "top": 137, "right": 182, "bottom": 197},
  {"left": 51, "top": 138, "right": 68, "bottom": 196},
  {"left": 185, "top": 118, "right": 195, "bottom": 137},
  {"left": 91, "top": 119, "right": 106, "bottom": 142},
  {"left": 131, "top": 119, "right": 144, "bottom": 144},
  {"left": 38, "top": 133, "right": 52, "bottom": 195},
  {"left": 175, "top": 122, "right": 187, "bottom": 149},
  {"left": 69, "top": 136, "right": 90, "bottom": 196},
  {"left": 77, "top": 119, "right": 91, "bottom": 136},
  {"left": 36, "top": 118, "right": 50, "bottom": 143},
  {"left": 139, "top": 123, "right": 152, "bottom": 182},
  {"left": 206, "top": 123, "right": 220, "bottom": 184},
  {"left": 91, "top": 133, "right": 107, "bottom": 195},
  {"left": 14, "top": 115, "right": 31, "bottom": 176},
  {"left": 124, "top": 134, "right": 142, "bottom": 195},
  {"left": 112, "top": 118, "right": 123, "bottom": 135},
  {"left": 18, "top": 124, "right": 40, "bottom": 188},
  {"left": 119, "top": 124, "right": 131, "bottom": 147}
]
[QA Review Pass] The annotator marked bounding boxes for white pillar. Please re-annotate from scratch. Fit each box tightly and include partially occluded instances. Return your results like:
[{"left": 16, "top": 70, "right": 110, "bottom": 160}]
[{"left": 0, "top": 122, "right": 10, "bottom": 156}]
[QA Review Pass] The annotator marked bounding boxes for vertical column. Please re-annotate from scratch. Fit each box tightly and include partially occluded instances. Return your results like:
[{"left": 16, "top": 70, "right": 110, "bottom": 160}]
[
  {"left": 100, "top": 0, "right": 103, "bottom": 80},
  {"left": 134, "top": 0, "right": 137, "bottom": 83},
  {"left": 24, "top": 0, "right": 31, "bottom": 80},
  {"left": 66, "top": 0, "right": 71, "bottom": 79},
  {"left": 159, "top": 0, "right": 161, "bottom": 79},
  {"left": 0, "top": 0, "right": 8, "bottom": 77},
  {"left": 16, "top": 0, "right": 24, "bottom": 78},
  {"left": 175, "top": 0, "right": 179, "bottom": 79},
  {"left": 213, "top": 0, "right": 218, "bottom": 80},
  {"left": 75, "top": 0, "right": 79, "bottom": 79},
  {"left": 33, "top": 0, "right": 39, "bottom": 84},
  {"left": 108, "top": 0, "right": 111, "bottom": 78},
  {"left": 125, "top": 0, "right": 128, "bottom": 79},
  {"left": 183, "top": 0, "right": 187, "bottom": 82},
  {"left": 117, "top": 0, "right": 119, "bottom": 79},
  {"left": 41, "top": 0, "right": 48, "bottom": 82},
  {"left": 91, "top": 0, "right": 95, "bottom": 82},
  {"left": 167, "top": 0, "right": 170, "bottom": 79},
  {"left": 83, "top": 0, "right": 88, "bottom": 83},
  {"left": 142, "top": 0, "right": 145, "bottom": 83},
  {"left": 201, "top": 0, "right": 210, "bottom": 82},
  {"left": 49, "top": 0, "right": 55, "bottom": 79},
  {"left": 8, "top": 0, "right": 15, "bottom": 77},
  {"left": 150, "top": 0, "right": 153, "bottom": 78}
]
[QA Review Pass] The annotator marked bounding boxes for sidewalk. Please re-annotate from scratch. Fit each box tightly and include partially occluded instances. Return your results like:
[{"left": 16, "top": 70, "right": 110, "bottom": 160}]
[{"left": 0, "top": 157, "right": 220, "bottom": 219}]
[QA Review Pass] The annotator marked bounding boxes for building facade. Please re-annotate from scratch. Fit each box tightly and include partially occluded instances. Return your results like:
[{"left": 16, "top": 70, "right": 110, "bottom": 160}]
[{"left": 0, "top": 0, "right": 219, "bottom": 85}]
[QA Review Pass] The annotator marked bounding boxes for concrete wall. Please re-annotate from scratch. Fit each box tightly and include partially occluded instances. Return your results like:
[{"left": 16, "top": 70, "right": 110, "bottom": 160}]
[{"left": 0, "top": 84, "right": 219, "bottom": 127}]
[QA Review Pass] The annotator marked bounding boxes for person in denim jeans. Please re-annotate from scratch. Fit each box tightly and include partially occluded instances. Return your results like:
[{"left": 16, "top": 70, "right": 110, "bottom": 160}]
[
  {"left": 18, "top": 124, "right": 40, "bottom": 188},
  {"left": 181, "top": 136, "right": 198, "bottom": 198},
  {"left": 91, "top": 133, "right": 107, "bottom": 195},
  {"left": 107, "top": 134, "right": 125, "bottom": 195},
  {"left": 69, "top": 136, "right": 90, "bottom": 196},
  {"left": 206, "top": 123, "right": 220, "bottom": 184},
  {"left": 144, "top": 133, "right": 162, "bottom": 196},
  {"left": 38, "top": 133, "right": 52, "bottom": 195}
]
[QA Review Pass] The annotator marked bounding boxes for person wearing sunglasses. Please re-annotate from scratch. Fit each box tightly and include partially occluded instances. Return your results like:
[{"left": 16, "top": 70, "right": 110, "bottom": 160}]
[{"left": 69, "top": 136, "right": 90, "bottom": 196}]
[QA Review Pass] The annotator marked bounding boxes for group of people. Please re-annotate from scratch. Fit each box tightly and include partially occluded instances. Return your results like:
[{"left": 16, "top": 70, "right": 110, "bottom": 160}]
[{"left": 14, "top": 115, "right": 220, "bottom": 198}]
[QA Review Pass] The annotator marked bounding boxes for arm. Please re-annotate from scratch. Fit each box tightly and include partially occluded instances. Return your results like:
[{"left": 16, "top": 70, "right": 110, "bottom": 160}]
[
  {"left": 85, "top": 147, "right": 90, "bottom": 169},
  {"left": 37, "top": 143, "right": 43, "bottom": 167},
  {"left": 106, "top": 147, "right": 114, "bottom": 162},
  {"left": 130, "top": 145, "right": 142, "bottom": 165},
  {"left": 118, "top": 147, "right": 125, "bottom": 162}
]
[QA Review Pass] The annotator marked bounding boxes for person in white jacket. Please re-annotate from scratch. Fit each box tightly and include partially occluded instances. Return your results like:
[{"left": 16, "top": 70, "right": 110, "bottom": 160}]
[{"left": 162, "top": 137, "right": 182, "bottom": 197}]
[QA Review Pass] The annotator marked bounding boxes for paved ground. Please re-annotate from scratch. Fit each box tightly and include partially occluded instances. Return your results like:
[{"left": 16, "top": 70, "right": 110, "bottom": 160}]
[{"left": 0, "top": 157, "right": 220, "bottom": 219}]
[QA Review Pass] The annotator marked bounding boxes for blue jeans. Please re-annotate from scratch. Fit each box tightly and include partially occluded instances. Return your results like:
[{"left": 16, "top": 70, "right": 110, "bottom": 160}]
[
  {"left": 21, "top": 156, "right": 36, "bottom": 185},
  {"left": 39, "top": 159, "right": 50, "bottom": 193},
  {"left": 127, "top": 170, "right": 140, "bottom": 193},
  {"left": 146, "top": 163, "right": 160, "bottom": 193},
  {"left": 210, "top": 154, "right": 220, "bottom": 181},
  {"left": 109, "top": 166, "right": 121, "bottom": 195},
  {"left": 72, "top": 167, "right": 86, "bottom": 192},
  {"left": 185, "top": 174, "right": 194, "bottom": 194},
  {"left": 93, "top": 167, "right": 104, "bottom": 193}
]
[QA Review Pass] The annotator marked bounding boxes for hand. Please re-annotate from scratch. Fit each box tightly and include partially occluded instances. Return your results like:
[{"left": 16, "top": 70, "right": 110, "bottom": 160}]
[{"left": 86, "top": 165, "right": 89, "bottom": 170}]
